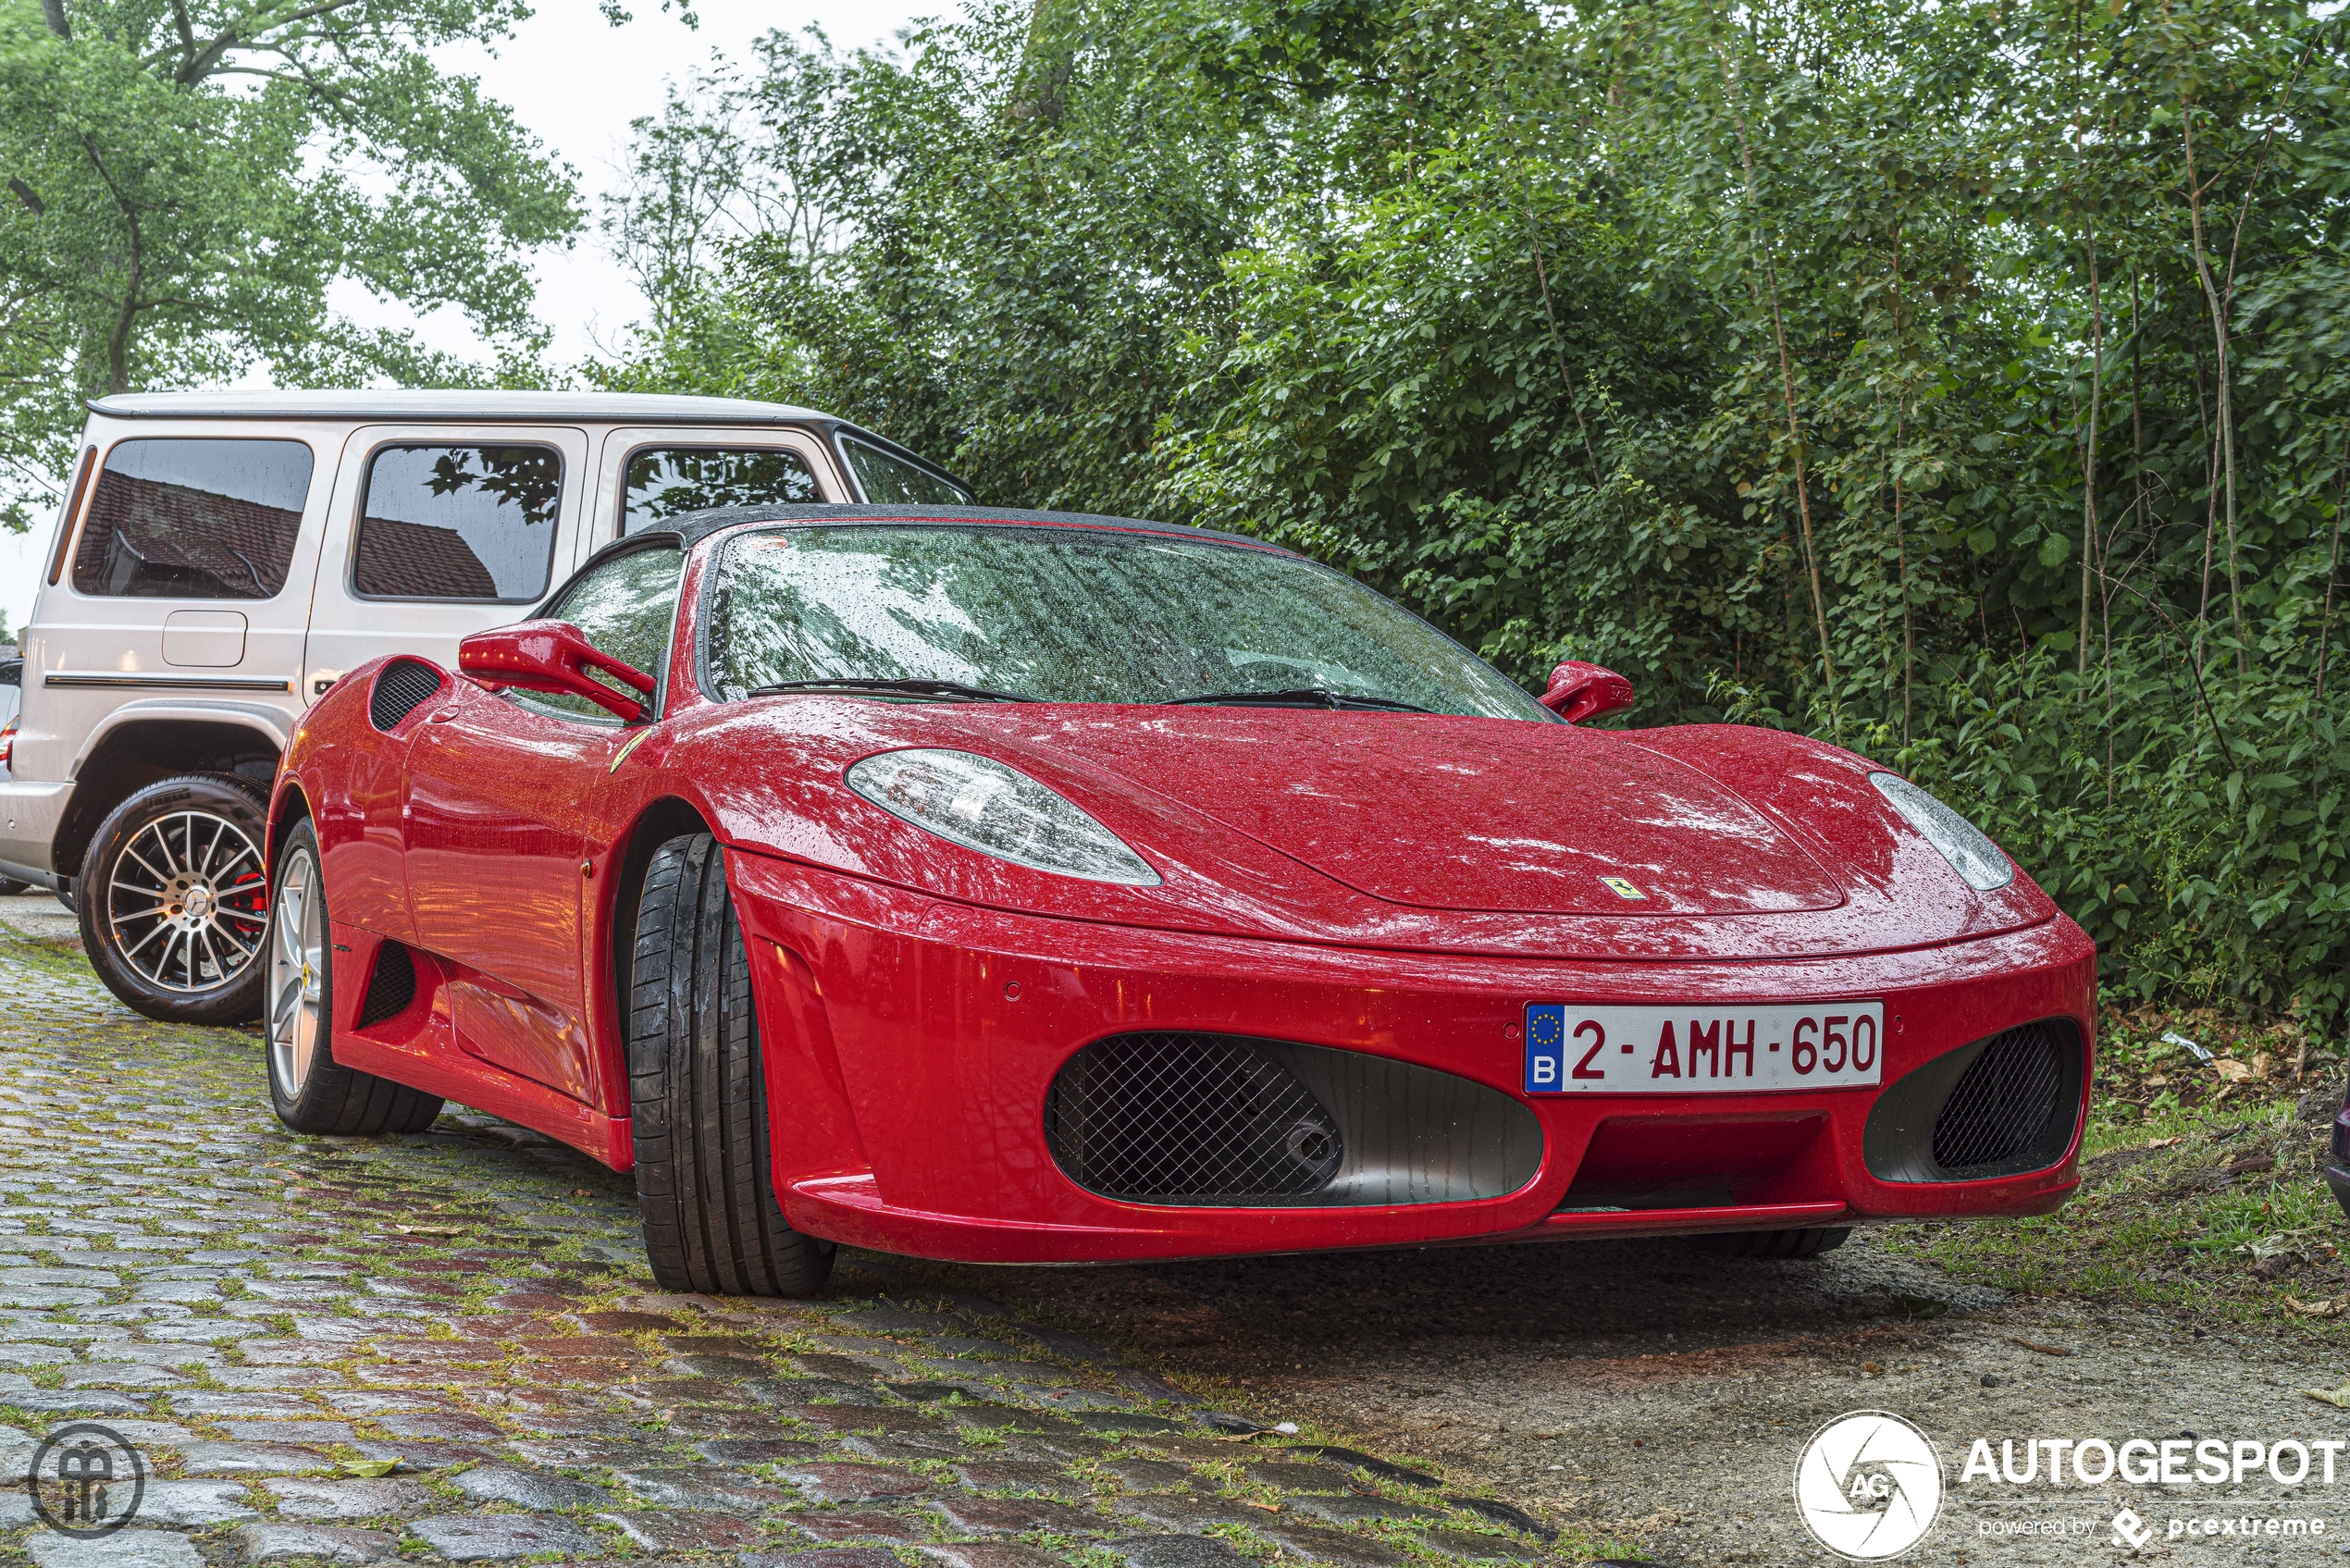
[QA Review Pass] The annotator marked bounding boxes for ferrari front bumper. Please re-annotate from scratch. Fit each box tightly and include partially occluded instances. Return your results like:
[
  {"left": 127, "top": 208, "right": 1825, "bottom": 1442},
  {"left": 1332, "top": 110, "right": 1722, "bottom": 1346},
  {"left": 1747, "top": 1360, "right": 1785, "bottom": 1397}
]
[{"left": 724, "top": 850, "right": 2096, "bottom": 1265}]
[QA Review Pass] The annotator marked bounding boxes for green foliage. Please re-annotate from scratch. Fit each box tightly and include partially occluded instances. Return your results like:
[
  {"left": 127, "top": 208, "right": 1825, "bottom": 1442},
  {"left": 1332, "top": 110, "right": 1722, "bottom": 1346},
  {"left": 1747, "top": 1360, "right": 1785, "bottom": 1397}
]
[
  {"left": 0, "top": 0, "right": 584, "bottom": 527},
  {"left": 602, "top": 0, "right": 2350, "bottom": 1029}
]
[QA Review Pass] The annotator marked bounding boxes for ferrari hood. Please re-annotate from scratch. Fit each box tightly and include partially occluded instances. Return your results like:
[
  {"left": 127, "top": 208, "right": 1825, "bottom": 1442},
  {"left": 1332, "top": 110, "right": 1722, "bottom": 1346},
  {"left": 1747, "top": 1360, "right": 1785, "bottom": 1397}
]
[{"left": 996, "top": 712, "right": 1847, "bottom": 917}]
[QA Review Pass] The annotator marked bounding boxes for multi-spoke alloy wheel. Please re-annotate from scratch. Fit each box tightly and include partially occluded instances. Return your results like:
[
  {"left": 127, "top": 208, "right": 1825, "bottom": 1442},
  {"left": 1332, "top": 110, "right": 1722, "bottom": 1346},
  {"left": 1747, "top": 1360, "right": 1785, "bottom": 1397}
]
[
  {"left": 267, "top": 844, "right": 324, "bottom": 1099},
  {"left": 79, "top": 774, "right": 272, "bottom": 1024},
  {"left": 109, "top": 809, "right": 268, "bottom": 994},
  {"left": 263, "top": 816, "right": 445, "bottom": 1136}
]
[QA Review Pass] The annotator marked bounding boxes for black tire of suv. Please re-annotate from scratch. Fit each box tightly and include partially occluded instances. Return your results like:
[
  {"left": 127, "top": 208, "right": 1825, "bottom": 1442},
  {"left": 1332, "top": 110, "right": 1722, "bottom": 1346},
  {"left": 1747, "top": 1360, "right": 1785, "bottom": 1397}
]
[
  {"left": 78, "top": 772, "right": 273, "bottom": 1024},
  {"left": 267, "top": 820, "right": 446, "bottom": 1136},
  {"left": 1689, "top": 1227, "right": 1852, "bottom": 1260},
  {"left": 629, "top": 833, "right": 835, "bottom": 1298}
]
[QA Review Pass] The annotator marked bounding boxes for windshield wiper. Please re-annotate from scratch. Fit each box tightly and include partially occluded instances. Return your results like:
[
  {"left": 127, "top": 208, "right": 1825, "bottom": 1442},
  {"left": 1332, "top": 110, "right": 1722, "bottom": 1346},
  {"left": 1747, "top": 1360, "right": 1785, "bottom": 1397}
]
[
  {"left": 1159, "top": 686, "right": 1432, "bottom": 713},
  {"left": 749, "top": 677, "right": 1041, "bottom": 704}
]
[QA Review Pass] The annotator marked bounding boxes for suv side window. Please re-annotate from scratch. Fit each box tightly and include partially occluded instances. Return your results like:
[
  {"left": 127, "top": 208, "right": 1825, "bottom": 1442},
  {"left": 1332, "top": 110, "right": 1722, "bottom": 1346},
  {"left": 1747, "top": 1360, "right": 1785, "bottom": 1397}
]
[
  {"left": 72, "top": 438, "right": 314, "bottom": 599},
  {"left": 513, "top": 545, "right": 685, "bottom": 723},
  {"left": 354, "top": 444, "right": 563, "bottom": 601},
  {"left": 624, "top": 447, "right": 820, "bottom": 536},
  {"left": 840, "top": 436, "right": 968, "bottom": 505}
]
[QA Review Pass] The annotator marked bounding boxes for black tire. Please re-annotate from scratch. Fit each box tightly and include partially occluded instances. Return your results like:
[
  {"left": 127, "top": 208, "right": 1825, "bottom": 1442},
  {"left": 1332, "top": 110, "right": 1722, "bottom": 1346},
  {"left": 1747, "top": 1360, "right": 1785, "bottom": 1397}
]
[
  {"left": 0, "top": 876, "right": 30, "bottom": 896},
  {"left": 78, "top": 773, "right": 272, "bottom": 1023},
  {"left": 1688, "top": 1227, "right": 1852, "bottom": 1260},
  {"left": 266, "top": 819, "right": 445, "bottom": 1136},
  {"left": 629, "top": 833, "right": 834, "bottom": 1298}
]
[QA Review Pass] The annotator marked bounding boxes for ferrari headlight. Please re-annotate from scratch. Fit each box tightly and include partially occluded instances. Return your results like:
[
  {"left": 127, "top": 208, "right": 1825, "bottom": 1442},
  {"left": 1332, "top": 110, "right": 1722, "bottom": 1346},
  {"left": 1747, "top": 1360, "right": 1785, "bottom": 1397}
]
[
  {"left": 847, "top": 748, "right": 1161, "bottom": 886},
  {"left": 1869, "top": 773, "right": 2013, "bottom": 892}
]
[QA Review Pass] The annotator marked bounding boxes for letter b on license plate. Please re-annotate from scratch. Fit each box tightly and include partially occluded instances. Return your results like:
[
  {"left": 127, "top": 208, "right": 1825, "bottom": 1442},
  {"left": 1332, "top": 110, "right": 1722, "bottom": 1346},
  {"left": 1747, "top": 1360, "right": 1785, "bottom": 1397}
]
[{"left": 1522, "top": 1002, "right": 1885, "bottom": 1094}]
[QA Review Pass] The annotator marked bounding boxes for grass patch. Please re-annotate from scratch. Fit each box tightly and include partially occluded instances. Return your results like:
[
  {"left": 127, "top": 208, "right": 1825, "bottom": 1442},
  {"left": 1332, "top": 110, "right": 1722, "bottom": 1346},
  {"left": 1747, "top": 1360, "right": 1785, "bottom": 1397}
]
[{"left": 1881, "top": 1006, "right": 2348, "bottom": 1327}]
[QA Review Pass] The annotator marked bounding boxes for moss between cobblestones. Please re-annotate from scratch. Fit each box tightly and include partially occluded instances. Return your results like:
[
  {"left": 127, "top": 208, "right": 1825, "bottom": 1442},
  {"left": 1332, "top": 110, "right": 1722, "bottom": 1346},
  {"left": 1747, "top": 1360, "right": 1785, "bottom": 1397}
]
[{"left": 0, "top": 939, "right": 1601, "bottom": 1568}]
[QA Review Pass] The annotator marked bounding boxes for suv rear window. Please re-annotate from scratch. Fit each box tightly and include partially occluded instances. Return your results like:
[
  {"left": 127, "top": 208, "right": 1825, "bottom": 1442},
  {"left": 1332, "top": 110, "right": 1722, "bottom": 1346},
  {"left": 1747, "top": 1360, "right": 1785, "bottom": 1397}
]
[
  {"left": 624, "top": 447, "right": 820, "bottom": 536},
  {"left": 354, "top": 444, "right": 563, "bottom": 601},
  {"left": 840, "top": 436, "right": 968, "bottom": 505},
  {"left": 72, "top": 438, "right": 314, "bottom": 599}
]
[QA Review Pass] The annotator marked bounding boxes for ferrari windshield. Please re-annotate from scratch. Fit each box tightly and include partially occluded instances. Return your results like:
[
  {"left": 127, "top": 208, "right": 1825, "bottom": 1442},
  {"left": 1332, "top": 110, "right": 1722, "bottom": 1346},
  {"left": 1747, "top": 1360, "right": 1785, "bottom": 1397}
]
[{"left": 705, "top": 525, "right": 1554, "bottom": 720}]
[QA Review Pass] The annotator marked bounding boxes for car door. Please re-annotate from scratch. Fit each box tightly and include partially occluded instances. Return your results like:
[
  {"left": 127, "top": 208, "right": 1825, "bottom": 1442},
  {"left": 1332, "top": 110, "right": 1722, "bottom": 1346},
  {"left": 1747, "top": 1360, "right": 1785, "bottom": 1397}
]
[
  {"left": 301, "top": 426, "right": 589, "bottom": 703},
  {"left": 402, "top": 540, "right": 686, "bottom": 1105}
]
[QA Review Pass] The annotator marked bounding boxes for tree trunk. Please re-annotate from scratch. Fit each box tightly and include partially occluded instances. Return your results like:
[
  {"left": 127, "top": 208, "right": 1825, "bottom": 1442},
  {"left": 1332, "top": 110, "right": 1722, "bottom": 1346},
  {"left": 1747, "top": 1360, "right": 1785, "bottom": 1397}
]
[
  {"left": 2073, "top": 91, "right": 2102, "bottom": 682},
  {"left": 2183, "top": 100, "right": 2245, "bottom": 676},
  {"left": 1715, "top": 43, "right": 1837, "bottom": 713}
]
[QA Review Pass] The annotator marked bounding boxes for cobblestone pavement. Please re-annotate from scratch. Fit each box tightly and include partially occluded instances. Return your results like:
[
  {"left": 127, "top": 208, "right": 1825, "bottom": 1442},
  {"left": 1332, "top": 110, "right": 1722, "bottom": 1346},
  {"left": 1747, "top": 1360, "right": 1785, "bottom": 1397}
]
[
  {"left": 9, "top": 892, "right": 2342, "bottom": 1568},
  {"left": 0, "top": 899, "right": 1578, "bottom": 1568}
]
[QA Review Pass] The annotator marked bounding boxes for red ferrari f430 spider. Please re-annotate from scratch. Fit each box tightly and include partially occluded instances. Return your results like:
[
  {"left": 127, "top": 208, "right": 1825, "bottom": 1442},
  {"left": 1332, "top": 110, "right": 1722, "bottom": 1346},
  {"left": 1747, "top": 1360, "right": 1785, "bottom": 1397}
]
[{"left": 265, "top": 505, "right": 2095, "bottom": 1296}]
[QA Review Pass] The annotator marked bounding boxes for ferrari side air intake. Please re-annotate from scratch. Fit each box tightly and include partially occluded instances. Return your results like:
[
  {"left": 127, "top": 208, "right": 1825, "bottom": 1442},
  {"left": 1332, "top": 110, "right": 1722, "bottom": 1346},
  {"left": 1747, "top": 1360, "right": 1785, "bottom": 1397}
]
[
  {"left": 369, "top": 659, "right": 445, "bottom": 732},
  {"left": 1862, "top": 1018, "right": 2084, "bottom": 1182},
  {"left": 1045, "top": 1031, "right": 1543, "bottom": 1207}
]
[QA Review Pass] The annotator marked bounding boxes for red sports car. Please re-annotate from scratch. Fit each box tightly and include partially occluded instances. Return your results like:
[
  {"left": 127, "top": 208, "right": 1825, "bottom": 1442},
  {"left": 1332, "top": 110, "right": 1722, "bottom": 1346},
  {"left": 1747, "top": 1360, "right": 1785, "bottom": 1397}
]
[{"left": 265, "top": 505, "right": 2094, "bottom": 1297}]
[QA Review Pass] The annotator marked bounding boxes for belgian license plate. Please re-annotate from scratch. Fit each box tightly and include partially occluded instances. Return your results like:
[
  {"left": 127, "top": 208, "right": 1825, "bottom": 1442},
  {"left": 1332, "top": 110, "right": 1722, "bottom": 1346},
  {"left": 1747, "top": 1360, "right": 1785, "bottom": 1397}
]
[{"left": 1523, "top": 1002, "right": 1886, "bottom": 1094}]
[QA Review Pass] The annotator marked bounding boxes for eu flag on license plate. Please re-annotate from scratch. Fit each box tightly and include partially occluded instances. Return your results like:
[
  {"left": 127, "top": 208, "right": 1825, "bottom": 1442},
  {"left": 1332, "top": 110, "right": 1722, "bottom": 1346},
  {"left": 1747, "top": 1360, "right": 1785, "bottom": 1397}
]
[{"left": 1524, "top": 1004, "right": 1568, "bottom": 1093}]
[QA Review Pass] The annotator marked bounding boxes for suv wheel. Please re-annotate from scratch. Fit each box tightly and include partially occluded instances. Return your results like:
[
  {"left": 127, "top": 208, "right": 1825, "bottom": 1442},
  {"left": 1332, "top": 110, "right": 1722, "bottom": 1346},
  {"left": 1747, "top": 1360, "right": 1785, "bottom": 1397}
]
[{"left": 78, "top": 773, "right": 271, "bottom": 1023}]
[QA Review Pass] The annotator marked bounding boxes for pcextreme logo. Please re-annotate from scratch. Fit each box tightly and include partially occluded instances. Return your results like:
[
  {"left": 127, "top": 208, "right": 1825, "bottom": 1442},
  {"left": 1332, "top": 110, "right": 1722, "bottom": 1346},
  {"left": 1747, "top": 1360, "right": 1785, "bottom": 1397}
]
[{"left": 1793, "top": 1411, "right": 1945, "bottom": 1561}]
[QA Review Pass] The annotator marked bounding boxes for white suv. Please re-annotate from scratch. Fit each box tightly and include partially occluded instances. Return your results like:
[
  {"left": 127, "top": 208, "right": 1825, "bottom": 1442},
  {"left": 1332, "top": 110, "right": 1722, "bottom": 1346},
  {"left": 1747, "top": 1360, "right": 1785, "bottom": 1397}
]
[{"left": 0, "top": 389, "right": 967, "bottom": 1022}]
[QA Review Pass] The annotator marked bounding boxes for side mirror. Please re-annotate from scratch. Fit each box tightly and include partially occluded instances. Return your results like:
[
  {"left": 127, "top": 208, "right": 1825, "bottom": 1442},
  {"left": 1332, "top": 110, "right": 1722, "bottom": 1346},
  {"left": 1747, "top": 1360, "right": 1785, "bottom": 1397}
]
[
  {"left": 459, "top": 620, "right": 654, "bottom": 723},
  {"left": 1540, "top": 660, "right": 1634, "bottom": 724}
]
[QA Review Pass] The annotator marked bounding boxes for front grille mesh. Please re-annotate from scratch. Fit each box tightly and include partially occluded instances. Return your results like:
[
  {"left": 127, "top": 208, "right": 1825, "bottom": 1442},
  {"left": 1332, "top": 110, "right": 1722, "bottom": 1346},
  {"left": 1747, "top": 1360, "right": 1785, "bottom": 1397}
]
[
  {"left": 1046, "top": 1032, "right": 1343, "bottom": 1204},
  {"left": 1932, "top": 1019, "right": 2065, "bottom": 1175},
  {"left": 369, "top": 659, "right": 443, "bottom": 732},
  {"left": 355, "top": 942, "right": 417, "bottom": 1028}
]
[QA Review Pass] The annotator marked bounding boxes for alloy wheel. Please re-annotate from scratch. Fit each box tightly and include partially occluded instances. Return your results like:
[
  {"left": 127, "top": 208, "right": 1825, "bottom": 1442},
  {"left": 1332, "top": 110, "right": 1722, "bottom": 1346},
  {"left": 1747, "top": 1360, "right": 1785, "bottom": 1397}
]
[
  {"left": 266, "top": 846, "right": 324, "bottom": 1096},
  {"left": 105, "top": 809, "right": 268, "bottom": 994}
]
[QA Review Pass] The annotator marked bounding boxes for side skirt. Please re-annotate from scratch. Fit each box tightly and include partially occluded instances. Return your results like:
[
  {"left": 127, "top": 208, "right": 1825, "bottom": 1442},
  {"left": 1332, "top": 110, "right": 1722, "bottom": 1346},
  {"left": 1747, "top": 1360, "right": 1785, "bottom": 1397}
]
[{"left": 328, "top": 920, "right": 634, "bottom": 1170}]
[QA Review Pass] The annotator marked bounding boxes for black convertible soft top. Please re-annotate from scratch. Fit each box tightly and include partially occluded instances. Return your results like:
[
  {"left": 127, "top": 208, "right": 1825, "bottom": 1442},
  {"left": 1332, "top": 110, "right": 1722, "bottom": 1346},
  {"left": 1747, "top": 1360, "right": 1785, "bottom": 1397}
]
[
  {"left": 640, "top": 502, "right": 1269, "bottom": 552},
  {"left": 537, "top": 504, "right": 1285, "bottom": 623}
]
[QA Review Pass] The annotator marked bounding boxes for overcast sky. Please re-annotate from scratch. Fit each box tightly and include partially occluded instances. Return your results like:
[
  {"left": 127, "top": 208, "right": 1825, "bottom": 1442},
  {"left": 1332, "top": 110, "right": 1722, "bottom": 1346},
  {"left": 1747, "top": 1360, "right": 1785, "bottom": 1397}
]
[{"left": 3, "top": 0, "right": 932, "bottom": 642}]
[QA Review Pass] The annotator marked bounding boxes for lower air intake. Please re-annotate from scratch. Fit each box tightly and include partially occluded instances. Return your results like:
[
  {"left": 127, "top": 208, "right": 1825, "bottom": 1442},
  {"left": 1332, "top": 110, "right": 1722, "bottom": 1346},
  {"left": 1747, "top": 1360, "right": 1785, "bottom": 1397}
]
[
  {"left": 1932, "top": 1020, "right": 2066, "bottom": 1175},
  {"left": 1045, "top": 1032, "right": 1542, "bottom": 1208},
  {"left": 1862, "top": 1017, "right": 2083, "bottom": 1183},
  {"left": 355, "top": 942, "right": 417, "bottom": 1028}
]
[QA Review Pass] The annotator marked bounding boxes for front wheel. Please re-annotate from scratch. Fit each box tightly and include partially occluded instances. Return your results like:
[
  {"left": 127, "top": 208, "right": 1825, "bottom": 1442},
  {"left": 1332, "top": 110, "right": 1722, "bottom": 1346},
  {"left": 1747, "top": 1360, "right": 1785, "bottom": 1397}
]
[
  {"left": 78, "top": 773, "right": 270, "bottom": 1022},
  {"left": 629, "top": 833, "right": 834, "bottom": 1298},
  {"left": 266, "top": 819, "right": 444, "bottom": 1136},
  {"left": 1688, "top": 1227, "right": 1852, "bottom": 1260}
]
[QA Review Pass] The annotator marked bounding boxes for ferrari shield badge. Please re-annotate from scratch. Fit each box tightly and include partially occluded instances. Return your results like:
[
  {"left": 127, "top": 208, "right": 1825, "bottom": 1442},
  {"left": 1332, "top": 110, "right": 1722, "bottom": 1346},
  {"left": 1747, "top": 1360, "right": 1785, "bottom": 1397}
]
[{"left": 1600, "top": 875, "right": 1646, "bottom": 901}]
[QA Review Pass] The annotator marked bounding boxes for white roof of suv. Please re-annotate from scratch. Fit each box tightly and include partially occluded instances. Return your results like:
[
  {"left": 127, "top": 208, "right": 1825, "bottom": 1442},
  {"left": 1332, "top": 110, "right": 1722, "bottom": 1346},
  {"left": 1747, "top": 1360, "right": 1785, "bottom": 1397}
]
[{"left": 88, "top": 389, "right": 833, "bottom": 425}]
